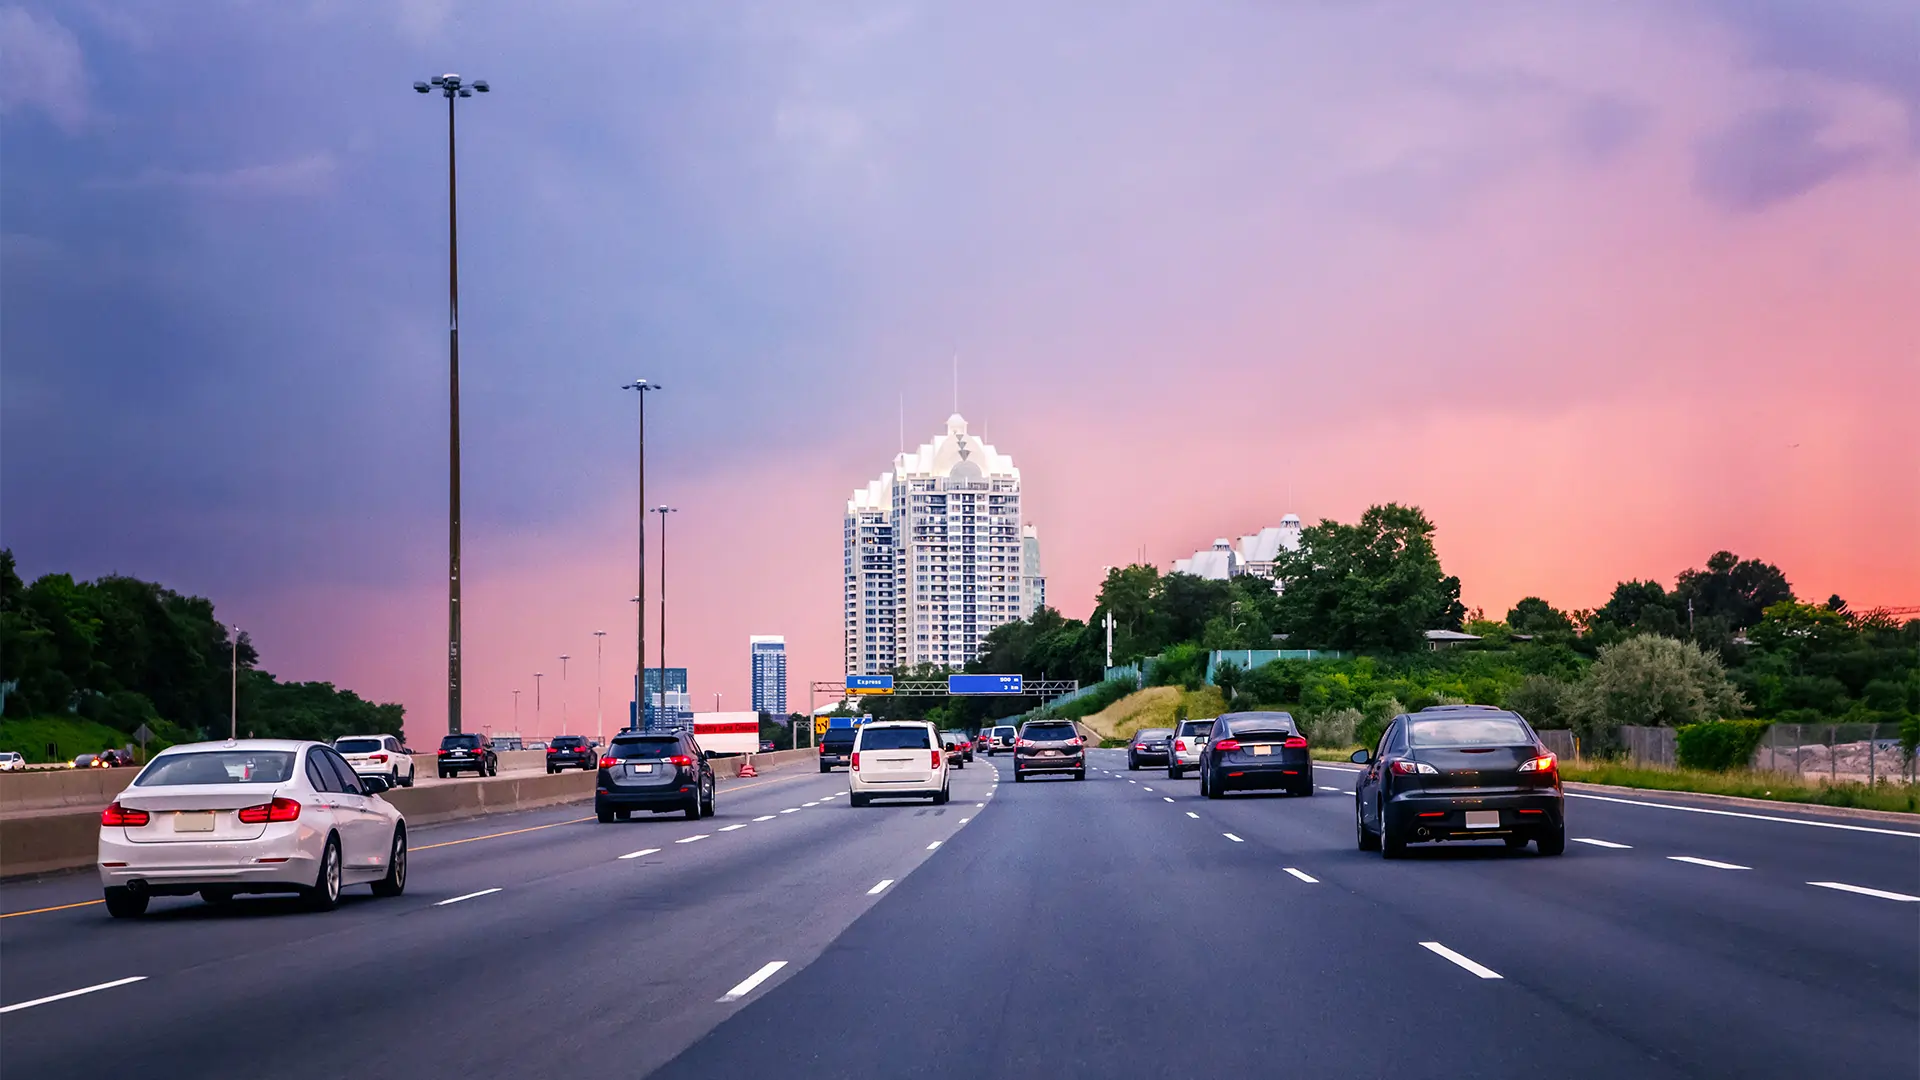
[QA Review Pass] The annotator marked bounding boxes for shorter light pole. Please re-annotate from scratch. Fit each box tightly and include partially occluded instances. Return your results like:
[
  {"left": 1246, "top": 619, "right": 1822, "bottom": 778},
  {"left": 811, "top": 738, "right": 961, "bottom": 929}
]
[
  {"left": 534, "top": 672, "right": 544, "bottom": 731},
  {"left": 714, "top": 692, "right": 721, "bottom": 712},
  {"left": 512, "top": 689, "right": 521, "bottom": 729},
  {"left": 559, "top": 653, "right": 571, "bottom": 735}
]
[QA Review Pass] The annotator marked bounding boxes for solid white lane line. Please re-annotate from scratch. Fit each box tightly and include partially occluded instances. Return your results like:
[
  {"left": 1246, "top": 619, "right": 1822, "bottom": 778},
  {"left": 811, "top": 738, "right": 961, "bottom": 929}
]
[
  {"left": 780, "top": 808, "right": 801, "bottom": 814},
  {"left": 927, "top": 841, "right": 942, "bottom": 850},
  {"left": 1565, "top": 792, "right": 1920, "bottom": 838},
  {"left": 1284, "top": 868, "right": 1318, "bottom": 883},
  {"left": 1572, "top": 837, "right": 1632, "bottom": 849},
  {"left": 0, "top": 976, "right": 147, "bottom": 1014},
  {"left": 436, "top": 888, "right": 502, "bottom": 906},
  {"left": 867, "top": 879, "right": 894, "bottom": 895},
  {"left": 1223, "top": 833, "right": 1244, "bottom": 842},
  {"left": 1186, "top": 812, "right": 1199, "bottom": 819},
  {"left": 1420, "top": 941, "right": 1502, "bottom": 979},
  {"left": 1163, "top": 797, "right": 1174, "bottom": 803},
  {"left": 618, "top": 848, "right": 662, "bottom": 860},
  {"left": 753, "top": 815, "right": 777, "bottom": 822},
  {"left": 717, "top": 960, "right": 788, "bottom": 1003},
  {"left": 1807, "top": 881, "right": 1920, "bottom": 902},
  {"left": 1668, "top": 855, "right": 1750, "bottom": 870},
  {"left": 719, "top": 824, "right": 749, "bottom": 832},
  {"left": 676, "top": 834, "right": 710, "bottom": 844}
]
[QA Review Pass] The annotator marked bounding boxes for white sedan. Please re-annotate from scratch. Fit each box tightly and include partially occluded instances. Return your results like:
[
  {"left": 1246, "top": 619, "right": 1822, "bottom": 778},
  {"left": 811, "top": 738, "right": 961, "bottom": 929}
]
[{"left": 97, "top": 739, "right": 408, "bottom": 917}]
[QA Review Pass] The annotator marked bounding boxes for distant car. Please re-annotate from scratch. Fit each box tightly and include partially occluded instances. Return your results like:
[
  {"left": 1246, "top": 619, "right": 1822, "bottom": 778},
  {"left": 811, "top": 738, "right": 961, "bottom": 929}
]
[
  {"left": 984, "top": 725, "right": 1017, "bottom": 755},
  {"left": 1127, "top": 728, "right": 1172, "bottom": 770},
  {"left": 97, "top": 739, "right": 407, "bottom": 917},
  {"left": 1352, "top": 707, "right": 1565, "bottom": 857},
  {"left": 71, "top": 753, "right": 105, "bottom": 770},
  {"left": 819, "top": 727, "right": 858, "bottom": 772},
  {"left": 940, "top": 732, "right": 968, "bottom": 769},
  {"left": 940, "top": 730, "right": 974, "bottom": 762},
  {"left": 596, "top": 731, "right": 715, "bottom": 822},
  {"left": 1166, "top": 717, "right": 1216, "bottom": 779},
  {"left": 1199, "top": 712, "right": 1311, "bottom": 798},
  {"left": 760, "top": 740, "right": 777, "bottom": 753},
  {"left": 849, "top": 721, "right": 948, "bottom": 806},
  {"left": 976, "top": 728, "right": 997, "bottom": 756},
  {"left": 547, "top": 735, "right": 595, "bottom": 773},
  {"left": 333, "top": 734, "right": 415, "bottom": 788},
  {"left": 526, "top": 741, "right": 548, "bottom": 751},
  {"left": 1013, "top": 719, "right": 1085, "bottom": 782},
  {"left": 0, "top": 751, "right": 24, "bottom": 771},
  {"left": 437, "top": 732, "right": 497, "bottom": 778}
]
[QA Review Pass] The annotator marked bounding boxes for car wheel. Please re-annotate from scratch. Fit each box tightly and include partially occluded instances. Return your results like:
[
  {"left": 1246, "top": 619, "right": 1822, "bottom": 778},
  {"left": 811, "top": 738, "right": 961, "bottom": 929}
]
[
  {"left": 1295, "top": 783, "right": 1314, "bottom": 797},
  {"left": 850, "top": 793, "right": 868, "bottom": 807},
  {"left": 438, "top": 770, "right": 450, "bottom": 780},
  {"left": 1073, "top": 769, "right": 1085, "bottom": 781},
  {"left": 934, "top": 785, "right": 950, "bottom": 805},
  {"left": 1127, "top": 755, "right": 1137, "bottom": 771},
  {"left": 103, "top": 886, "right": 148, "bottom": 919},
  {"left": 615, "top": 810, "right": 632, "bottom": 822},
  {"left": 1356, "top": 800, "right": 1381, "bottom": 851},
  {"left": 1380, "top": 810, "right": 1407, "bottom": 860},
  {"left": 402, "top": 767, "right": 415, "bottom": 788},
  {"left": 1014, "top": 771, "right": 1026, "bottom": 782},
  {"left": 303, "top": 835, "right": 343, "bottom": 911},
  {"left": 547, "top": 766, "right": 558, "bottom": 775},
  {"left": 701, "top": 781, "right": 716, "bottom": 817},
  {"left": 372, "top": 827, "right": 407, "bottom": 897},
  {"left": 819, "top": 762, "right": 831, "bottom": 773},
  {"left": 684, "top": 791, "right": 702, "bottom": 820},
  {"left": 597, "top": 807, "right": 615, "bottom": 823},
  {"left": 1536, "top": 824, "right": 1567, "bottom": 856},
  {"left": 1169, "top": 766, "right": 1183, "bottom": 780},
  {"left": 486, "top": 758, "right": 498, "bottom": 777}
]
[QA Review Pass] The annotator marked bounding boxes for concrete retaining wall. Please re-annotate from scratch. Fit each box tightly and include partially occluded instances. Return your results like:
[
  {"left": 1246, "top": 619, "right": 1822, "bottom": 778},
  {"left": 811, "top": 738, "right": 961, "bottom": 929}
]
[{"left": 0, "top": 768, "right": 137, "bottom": 813}]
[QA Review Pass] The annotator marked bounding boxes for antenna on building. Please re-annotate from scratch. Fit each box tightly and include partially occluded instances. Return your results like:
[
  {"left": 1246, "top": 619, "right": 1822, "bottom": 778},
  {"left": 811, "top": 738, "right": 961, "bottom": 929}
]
[
  {"left": 899, "top": 392, "right": 905, "bottom": 454},
  {"left": 952, "top": 351, "right": 959, "bottom": 415}
]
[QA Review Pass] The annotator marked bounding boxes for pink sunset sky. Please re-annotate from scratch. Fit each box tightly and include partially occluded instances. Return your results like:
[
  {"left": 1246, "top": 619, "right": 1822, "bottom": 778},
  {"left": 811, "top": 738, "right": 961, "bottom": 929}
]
[{"left": 5, "top": 2, "right": 1915, "bottom": 737}]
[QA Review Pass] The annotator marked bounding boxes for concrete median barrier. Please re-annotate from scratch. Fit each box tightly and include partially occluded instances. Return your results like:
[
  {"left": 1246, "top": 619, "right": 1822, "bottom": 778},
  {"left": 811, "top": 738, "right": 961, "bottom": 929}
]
[{"left": 0, "top": 768, "right": 138, "bottom": 813}]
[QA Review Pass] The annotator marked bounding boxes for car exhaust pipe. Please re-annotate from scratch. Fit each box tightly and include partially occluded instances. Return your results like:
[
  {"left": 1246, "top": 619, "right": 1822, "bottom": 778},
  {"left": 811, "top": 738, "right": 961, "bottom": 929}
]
[{"left": 1416, "top": 827, "right": 1432, "bottom": 840}]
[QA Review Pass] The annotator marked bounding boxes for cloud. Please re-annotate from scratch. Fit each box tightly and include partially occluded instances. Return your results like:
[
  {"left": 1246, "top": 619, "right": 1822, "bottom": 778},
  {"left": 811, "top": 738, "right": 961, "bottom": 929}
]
[
  {"left": 95, "top": 153, "right": 339, "bottom": 196},
  {"left": 1693, "top": 105, "right": 1876, "bottom": 211},
  {"left": 1706, "top": 0, "right": 1920, "bottom": 147},
  {"left": 1566, "top": 94, "right": 1649, "bottom": 164},
  {"left": 0, "top": 6, "right": 88, "bottom": 132}
]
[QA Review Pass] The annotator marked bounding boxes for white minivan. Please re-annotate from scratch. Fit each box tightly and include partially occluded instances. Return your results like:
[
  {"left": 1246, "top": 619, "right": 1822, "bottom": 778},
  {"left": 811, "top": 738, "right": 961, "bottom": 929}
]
[{"left": 848, "top": 721, "right": 949, "bottom": 807}]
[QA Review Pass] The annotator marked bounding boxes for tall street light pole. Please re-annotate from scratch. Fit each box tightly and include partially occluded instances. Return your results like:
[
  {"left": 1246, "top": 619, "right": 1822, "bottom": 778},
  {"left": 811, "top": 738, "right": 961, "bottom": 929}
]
[
  {"left": 413, "top": 72, "right": 490, "bottom": 736},
  {"left": 512, "top": 689, "right": 520, "bottom": 730},
  {"left": 593, "top": 630, "right": 607, "bottom": 745},
  {"left": 653, "top": 505, "right": 678, "bottom": 726},
  {"left": 534, "top": 671, "right": 544, "bottom": 732},
  {"left": 559, "top": 654, "right": 571, "bottom": 735},
  {"left": 229, "top": 625, "right": 240, "bottom": 741},
  {"left": 621, "top": 381, "right": 661, "bottom": 732}
]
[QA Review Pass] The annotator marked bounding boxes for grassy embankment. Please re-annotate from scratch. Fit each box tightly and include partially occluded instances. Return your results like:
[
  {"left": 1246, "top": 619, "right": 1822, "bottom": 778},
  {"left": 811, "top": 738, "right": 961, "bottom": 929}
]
[
  {"left": 1080, "top": 686, "right": 1228, "bottom": 747},
  {"left": 0, "top": 716, "right": 177, "bottom": 764}
]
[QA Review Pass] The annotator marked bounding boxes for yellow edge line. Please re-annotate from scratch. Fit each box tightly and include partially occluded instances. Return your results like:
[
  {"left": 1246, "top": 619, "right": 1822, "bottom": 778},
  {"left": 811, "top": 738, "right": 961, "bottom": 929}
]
[{"left": 1, "top": 771, "right": 824, "bottom": 916}]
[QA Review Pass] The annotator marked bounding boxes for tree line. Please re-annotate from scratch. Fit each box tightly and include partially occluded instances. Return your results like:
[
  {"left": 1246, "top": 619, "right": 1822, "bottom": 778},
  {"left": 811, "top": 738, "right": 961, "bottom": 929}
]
[{"left": 1, "top": 551, "right": 407, "bottom": 757}]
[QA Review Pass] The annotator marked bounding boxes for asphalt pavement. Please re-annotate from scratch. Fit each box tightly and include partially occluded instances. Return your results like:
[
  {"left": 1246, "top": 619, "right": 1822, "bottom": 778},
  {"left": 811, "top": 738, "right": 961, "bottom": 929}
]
[{"left": 2, "top": 748, "right": 1913, "bottom": 1079}]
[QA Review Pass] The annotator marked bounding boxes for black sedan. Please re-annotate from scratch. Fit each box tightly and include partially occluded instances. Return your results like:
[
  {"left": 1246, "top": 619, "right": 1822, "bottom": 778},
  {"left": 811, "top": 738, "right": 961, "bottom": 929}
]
[
  {"left": 1352, "top": 707, "right": 1565, "bottom": 857},
  {"left": 1198, "top": 712, "right": 1312, "bottom": 797},
  {"left": 1126, "top": 728, "right": 1173, "bottom": 770}
]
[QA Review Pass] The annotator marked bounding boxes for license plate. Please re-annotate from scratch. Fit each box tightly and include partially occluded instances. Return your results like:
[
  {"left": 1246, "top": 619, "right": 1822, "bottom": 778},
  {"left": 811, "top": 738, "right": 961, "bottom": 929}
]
[
  {"left": 628, "top": 763, "right": 654, "bottom": 775},
  {"left": 1041, "top": 750, "right": 1060, "bottom": 756},
  {"left": 1252, "top": 744, "right": 1272, "bottom": 756},
  {"left": 174, "top": 812, "right": 216, "bottom": 833},
  {"left": 1465, "top": 810, "right": 1500, "bottom": 829}
]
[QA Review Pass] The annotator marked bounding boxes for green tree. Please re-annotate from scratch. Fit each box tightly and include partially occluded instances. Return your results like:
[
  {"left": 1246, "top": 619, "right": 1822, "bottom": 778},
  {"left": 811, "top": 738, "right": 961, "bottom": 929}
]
[
  {"left": 1671, "top": 551, "right": 1794, "bottom": 631},
  {"left": 1270, "top": 504, "right": 1465, "bottom": 652},
  {"left": 1592, "top": 579, "right": 1679, "bottom": 637},
  {"left": 1570, "top": 636, "right": 1745, "bottom": 752},
  {"left": 1506, "top": 597, "right": 1574, "bottom": 637},
  {"left": 1502, "top": 674, "right": 1573, "bottom": 730}
]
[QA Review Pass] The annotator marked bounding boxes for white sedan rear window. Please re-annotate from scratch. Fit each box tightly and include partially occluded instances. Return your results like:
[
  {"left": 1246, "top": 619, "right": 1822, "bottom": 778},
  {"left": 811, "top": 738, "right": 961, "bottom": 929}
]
[{"left": 135, "top": 751, "right": 296, "bottom": 786}]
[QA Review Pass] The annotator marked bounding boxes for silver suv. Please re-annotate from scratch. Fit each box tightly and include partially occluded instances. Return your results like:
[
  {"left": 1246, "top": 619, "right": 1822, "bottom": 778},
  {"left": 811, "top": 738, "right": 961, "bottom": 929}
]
[{"left": 1167, "top": 717, "right": 1215, "bottom": 779}]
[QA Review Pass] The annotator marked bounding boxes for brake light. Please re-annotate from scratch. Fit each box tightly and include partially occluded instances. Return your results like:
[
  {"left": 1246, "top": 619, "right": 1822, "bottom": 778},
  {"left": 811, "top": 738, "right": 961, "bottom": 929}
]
[
  {"left": 818, "top": 742, "right": 827, "bottom": 753},
  {"left": 1283, "top": 736, "right": 1307, "bottom": 748},
  {"left": 548, "top": 747, "right": 559, "bottom": 754},
  {"left": 1417, "top": 811, "right": 1446, "bottom": 818},
  {"left": 850, "top": 752, "right": 860, "bottom": 771},
  {"left": 101, "top": 803, "right": 149, "bottom": 827},
  {"left": 599, "top": 755, "right": 619, "bottom": 768},
  {"left": 237, "top": 798, "right": 301, "bottom": 824},
  {"left": 1517, "top": 753, "right": 1557, "bottom": 773},
  {"left": 1070, "top": 737, "right": 1084, "bottom": 746},
  {"left": 932, "top": 750, "right": 943, "bottom": 768},
  {"left": 1174, "top": 739, "right": 1187, "bottom": 752},
  {"left": 1213, "top": 738, "right": 1241, "bottom": 752},
  {"left": 1018, "top": 739, "right": 1034, "bottom": 748},
  {"left": 370, "top": 753, "right": 388, "bottom": 763},
  {"left": 438, "top": 749, "right": 450, "bottom": 756},
  {"left": 668, "top": 755, "right": 694, "bottom": 767},
  {"left": 1389, "top": 759, "right": 1439, "bottom": 775}
]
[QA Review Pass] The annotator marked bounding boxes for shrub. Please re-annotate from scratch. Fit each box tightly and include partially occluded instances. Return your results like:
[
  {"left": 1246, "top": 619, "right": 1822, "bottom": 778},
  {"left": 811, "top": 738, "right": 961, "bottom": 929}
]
[
  {"left": 1570, "top": 636, "right": 1746, "bottom": 753},
  {"left": 1305, "top": 708, "right": 1362, "bottom": 747},
  {"left": 1503, "top": 675, "right": 1573, "bottom": 731},
  {"left": 1152, "top": 644, "right": 1206, "bottom": 690},
  {"left": 1675, "top": 720, "right": 1771, "bottom": 771},
  {"left": 1050, "top": 679, "right": 1136, "bottom": 721}
]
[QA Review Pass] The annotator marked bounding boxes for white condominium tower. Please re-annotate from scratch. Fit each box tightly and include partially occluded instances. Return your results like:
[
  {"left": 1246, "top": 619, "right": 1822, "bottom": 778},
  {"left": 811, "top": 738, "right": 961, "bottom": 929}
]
[{"left": 845, "top": 414, "right": 1042, "bottom": 674}]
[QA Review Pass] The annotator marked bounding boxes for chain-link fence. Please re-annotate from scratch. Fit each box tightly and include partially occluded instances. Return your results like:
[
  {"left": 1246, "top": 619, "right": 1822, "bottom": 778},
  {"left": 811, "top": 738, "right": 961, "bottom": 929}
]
[{"left": 1752, "top": 722, "right": 1915, "bottom": 785}]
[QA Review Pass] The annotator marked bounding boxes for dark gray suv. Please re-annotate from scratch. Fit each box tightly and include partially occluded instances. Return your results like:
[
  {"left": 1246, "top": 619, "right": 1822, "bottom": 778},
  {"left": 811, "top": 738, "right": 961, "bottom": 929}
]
[{"left": 1013, "top": 720, "right": 1085, "bottom": 782}]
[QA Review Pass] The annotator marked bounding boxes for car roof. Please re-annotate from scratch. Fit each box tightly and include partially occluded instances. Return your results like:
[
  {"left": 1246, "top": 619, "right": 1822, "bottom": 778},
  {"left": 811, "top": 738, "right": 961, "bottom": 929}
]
[
  {"left": 861, "top": 720, "right": 934, "bottom": 728},
  {"left": 1403, "top": 707, "right": 1525, "bottom": 722},
  {"left": 153, "top": 739, "right": 314, "bottom": 756},
  {"left": 1417, "top": 704, "right": 1506, "bottom": 712},
  {"left": 334, "top": 733, "right": 395, "bottom": 741},
  {"left": 1220, "top": 711, "right": 1294, "bottom": 723}
]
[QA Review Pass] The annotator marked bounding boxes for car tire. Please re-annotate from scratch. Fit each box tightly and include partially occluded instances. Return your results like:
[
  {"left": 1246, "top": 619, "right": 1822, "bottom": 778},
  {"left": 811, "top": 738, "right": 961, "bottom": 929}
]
[
  {"left": 1127, "top": 755, "right": 1137, "bottom": 771},
  {"left": 615, "top": 810, "right": 632, "bottom": 822},
  {"left": 438, "top": 769, "right": 450, "bottom": 780},
  {"left": 303, "top": 835, "right": 343, "bottom": 911},
  {"left": 1168, "top": 766, "right": 1183, "bottom": 780},
  {"left": 597, "top": 807, "right": 615, "bottom": 823},
  {"left": 684, "top": 792, "right": 702, "bottom": 820},
  {"left": 1356, "top": 800, "right": 1381, "bottom": 851},
  {"left": 486, "top": 758, "right": 498, "bottom": 777},
  {"left": 934, "top": 786, "right": 950, "bottom": 805},
  {"left": 819, "top": 763, "right": 831, "bottom": 774},
  {"left": 103, "top": 886, "right": 148, "bottom": 919},
  {"left": 547, "top": 766, "right": 558, "bottom": 775},
  {"left": 1536, "top": 824, "right": 1567, "bottom": 856},
  {"left": 1295, "top": 783, "right": 1314, "bottom": 797},
  {"left": 1206, "top": 771, "right": 1225, "bottom": 799},
  {"left": 371, "top": 827, "right": 407, "bottom": 897},
  {"left": 1380, "top": 814, "right": 1407, "bottom": 860},
  {"left": 1073, "top": 769, "right": 1085, "bottom": 781},
  {"left": 402, "top": 767, "right": 415, "bottom": 788},
  {"left": 850, "top": 793, "right": 869, "bottom": 807},
  {"left": 1014, "top": 770, "right": 1026, "bottom": 782},
  {"left": 701, "top": 781, "right": 716, "bottom": 817}
]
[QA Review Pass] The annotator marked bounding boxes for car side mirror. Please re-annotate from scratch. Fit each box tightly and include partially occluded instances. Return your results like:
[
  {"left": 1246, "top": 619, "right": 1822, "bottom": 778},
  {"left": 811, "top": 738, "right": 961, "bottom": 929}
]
[
  {"left": 703, "top": 749, "right": 716, "bottom": 760},
  {"left": 1350, "top": 749, "right": 1371, "bottom": 765},
  {"left": 362, "top": 775, "right": 391, "bottom": 794}
]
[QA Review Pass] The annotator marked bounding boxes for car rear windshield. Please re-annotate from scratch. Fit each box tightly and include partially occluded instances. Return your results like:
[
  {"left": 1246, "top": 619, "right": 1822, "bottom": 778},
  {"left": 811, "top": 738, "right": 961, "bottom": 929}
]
[
  {"left": 859, "top": 727, "right": 933, "bottom": 750},
  {"left": 441, "top": 734, "right": 481, "bottom": 748},
  {"left": 609, "top": 738, "right": 681, "bottom": 759},
  {"left": 1136, "top": 729, "right": 1171, "bottom": 739},
  {"left": 1022, "top": 724, "right": 1078, "bottom": 742},
  {"left": 1228, "top": 717, "right": 1297, "bottom": 737},
  {"left": 334, "top": 738, "right": 383, "bottom": 754},
  {"left": 993, "top": 726, "right": 1016, "bottom": 736},
  {"left": 1407, "top": 717, "right": 1532, "bottom": 748},
  {"left": 1177, "top": 720, "right": 1215, "bottom": 737},
  {"left": 136, "top": 751, "right": 296, "bottom": 786},
  {"left": 553, "top": 736, "right": 587, "bottom": 747}
]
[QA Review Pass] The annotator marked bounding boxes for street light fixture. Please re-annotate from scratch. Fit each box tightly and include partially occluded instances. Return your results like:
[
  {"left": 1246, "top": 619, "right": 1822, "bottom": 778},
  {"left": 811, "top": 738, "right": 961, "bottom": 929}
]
[
  {"left": 412, "top": 72, "right": 490, "bottom": 737},
  {"left": 621, "top": 380, "right": 661, "bottom": 733}
]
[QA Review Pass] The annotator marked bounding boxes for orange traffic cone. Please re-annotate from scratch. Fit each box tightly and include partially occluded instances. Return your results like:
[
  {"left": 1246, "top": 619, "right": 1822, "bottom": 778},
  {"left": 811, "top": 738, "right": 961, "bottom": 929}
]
[{"left": 738, "top": 758, "right": 758, "bottom": 778}]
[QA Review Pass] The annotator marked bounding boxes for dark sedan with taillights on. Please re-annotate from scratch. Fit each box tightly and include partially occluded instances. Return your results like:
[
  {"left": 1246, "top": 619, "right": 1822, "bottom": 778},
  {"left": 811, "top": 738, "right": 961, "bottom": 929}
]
[
  {"left": 1352, "top": 706, "right": 1565, "bottom": 857},
  {"left": 1199, "top": 712, "right": 1312, "bottom": 797},
  {"left": 1127, "top": 728, "right": 1172, "bottom": 770}
]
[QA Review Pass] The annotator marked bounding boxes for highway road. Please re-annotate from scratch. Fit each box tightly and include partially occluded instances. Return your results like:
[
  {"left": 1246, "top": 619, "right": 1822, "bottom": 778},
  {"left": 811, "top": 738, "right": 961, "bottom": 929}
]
[{"left": 2, "top": 748, "right": 1914, "bottom": 1079}]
